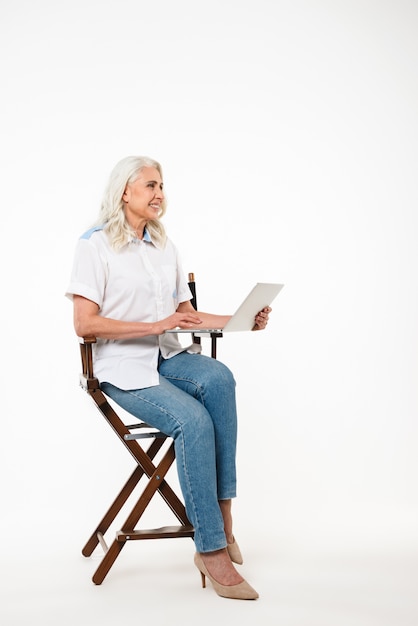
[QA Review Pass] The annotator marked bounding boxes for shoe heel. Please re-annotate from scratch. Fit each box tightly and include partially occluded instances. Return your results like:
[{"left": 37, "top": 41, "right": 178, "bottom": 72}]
[{"left": 199, "top": 570, "right": 206, "bottom": 588}]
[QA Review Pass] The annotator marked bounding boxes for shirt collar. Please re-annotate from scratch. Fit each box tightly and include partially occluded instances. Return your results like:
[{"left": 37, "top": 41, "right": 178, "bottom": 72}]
[{"left": 129, "top": 227, "right": 153, "bottom": 244}]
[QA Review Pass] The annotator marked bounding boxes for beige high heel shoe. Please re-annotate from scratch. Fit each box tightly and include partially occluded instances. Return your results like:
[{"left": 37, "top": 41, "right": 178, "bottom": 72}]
[
  {"left": 194, "top": 553, "right": 259, "bottom": 600},
  {"left": 227, "top": 539, "right": 243, "bottom": 565}
]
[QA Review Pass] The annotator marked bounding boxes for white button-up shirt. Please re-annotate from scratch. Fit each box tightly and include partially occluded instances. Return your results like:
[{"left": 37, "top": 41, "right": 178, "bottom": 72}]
[{"left": 66, "top": 226, "right": 199, "bottom": 389}]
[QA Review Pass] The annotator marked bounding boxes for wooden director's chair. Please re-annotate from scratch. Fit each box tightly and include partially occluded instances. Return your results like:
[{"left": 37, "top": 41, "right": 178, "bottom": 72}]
[{"left": 78, "top": 274, "right": 222, "bottom": 584}]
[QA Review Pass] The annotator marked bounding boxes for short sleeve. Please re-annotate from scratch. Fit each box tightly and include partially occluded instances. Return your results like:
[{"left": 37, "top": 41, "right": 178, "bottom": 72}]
[{"left": 65, "top": 238, "right": 107, "bottom": 309}]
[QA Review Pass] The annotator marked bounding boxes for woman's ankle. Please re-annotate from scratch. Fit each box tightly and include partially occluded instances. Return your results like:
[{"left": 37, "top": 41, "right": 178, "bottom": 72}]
[{"left": 218, "top": 499, "right": 234, "bottom": 544}]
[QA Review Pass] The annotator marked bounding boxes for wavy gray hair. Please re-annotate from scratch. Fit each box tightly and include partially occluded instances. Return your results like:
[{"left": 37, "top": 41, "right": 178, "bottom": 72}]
[{"left": 97, "top": 155, "right": 167, "bottom": 249}]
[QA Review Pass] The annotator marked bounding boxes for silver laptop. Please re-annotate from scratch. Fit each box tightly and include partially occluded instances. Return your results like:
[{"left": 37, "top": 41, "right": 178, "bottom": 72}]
[{"left": 166, "top": 282, "right": 284, "bottom": 334}]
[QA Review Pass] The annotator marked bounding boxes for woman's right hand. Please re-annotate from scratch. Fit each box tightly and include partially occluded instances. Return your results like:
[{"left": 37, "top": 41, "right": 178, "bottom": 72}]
[{"left": 156, "top": 311, "right": 203, "bottom": 334}]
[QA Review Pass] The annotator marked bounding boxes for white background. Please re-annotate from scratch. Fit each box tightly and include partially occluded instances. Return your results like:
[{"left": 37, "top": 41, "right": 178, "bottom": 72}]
[{"left": 1, "top": 1, "right": 417, "bottom": 624}]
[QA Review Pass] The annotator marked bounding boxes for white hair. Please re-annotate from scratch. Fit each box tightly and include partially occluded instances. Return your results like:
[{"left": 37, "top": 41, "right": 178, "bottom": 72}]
[{"left": 97, "top": 155, "right": 167, "bottom": 249}]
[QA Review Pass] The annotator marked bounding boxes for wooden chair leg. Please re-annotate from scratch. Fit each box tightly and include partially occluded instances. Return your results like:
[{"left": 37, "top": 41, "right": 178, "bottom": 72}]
[
  {"left": 82, "top": 463, "right": 146, "bottom": 557},
  {"left": 85, "top": 441, "right": 193, "bottom": 584},
  {"left": 92, "top": 540, "right": 126, "bottom": 585}
]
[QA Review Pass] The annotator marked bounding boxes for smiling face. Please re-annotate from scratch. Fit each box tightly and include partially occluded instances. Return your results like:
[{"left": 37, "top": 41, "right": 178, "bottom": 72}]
[{"left": 122, "top": 166, "right": 164, "bottom": 237}]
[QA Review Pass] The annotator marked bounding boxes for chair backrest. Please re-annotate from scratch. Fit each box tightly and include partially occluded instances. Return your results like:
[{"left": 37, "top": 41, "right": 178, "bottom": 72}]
[
  {"left": 188, "top": 272, "right": 201, "bottom": 347},
  {"left": 188, "top": 272, "right": 198, "bottom": 309}
]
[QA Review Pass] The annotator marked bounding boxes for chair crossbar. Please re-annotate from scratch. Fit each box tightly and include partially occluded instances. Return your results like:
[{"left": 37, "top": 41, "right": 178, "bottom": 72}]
[
  {"left": 117, "top": 526, "right": 194, "bottom": 542},
  {"left": 124, "top": 422, "right": 166, "bottom": 440}
]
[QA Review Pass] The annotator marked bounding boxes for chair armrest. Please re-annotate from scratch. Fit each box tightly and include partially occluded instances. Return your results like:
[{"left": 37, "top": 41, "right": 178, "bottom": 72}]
[{"left": 78, "top": 336, "right": 99, "bottom": 390}]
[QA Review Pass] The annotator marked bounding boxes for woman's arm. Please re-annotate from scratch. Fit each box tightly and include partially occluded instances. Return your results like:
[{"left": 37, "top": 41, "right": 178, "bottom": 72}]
[
  {"left": 73, "top": 295, "right": 204, "bottom": 339},
  {"left": 176, "top": 300, "right": 231, "bottom": 329},
  {"left": 177, "top": 301, "right": 272, "bottom": 331}
]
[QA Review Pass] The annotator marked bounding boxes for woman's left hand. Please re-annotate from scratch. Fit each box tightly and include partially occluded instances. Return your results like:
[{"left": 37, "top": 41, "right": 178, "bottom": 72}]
[{"left": 252, "top": 306, "right": 272, "bottom": 331}]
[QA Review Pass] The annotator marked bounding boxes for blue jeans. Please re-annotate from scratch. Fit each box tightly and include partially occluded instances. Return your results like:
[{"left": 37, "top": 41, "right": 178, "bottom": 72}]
[{"left": 101, "top": 351, "right": 238, "bottom": 553}]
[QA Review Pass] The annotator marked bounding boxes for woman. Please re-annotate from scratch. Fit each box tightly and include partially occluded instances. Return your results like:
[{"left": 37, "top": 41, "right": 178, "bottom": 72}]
[{"left": 66, "top": 156, "right": 271, "bottom": 600}]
